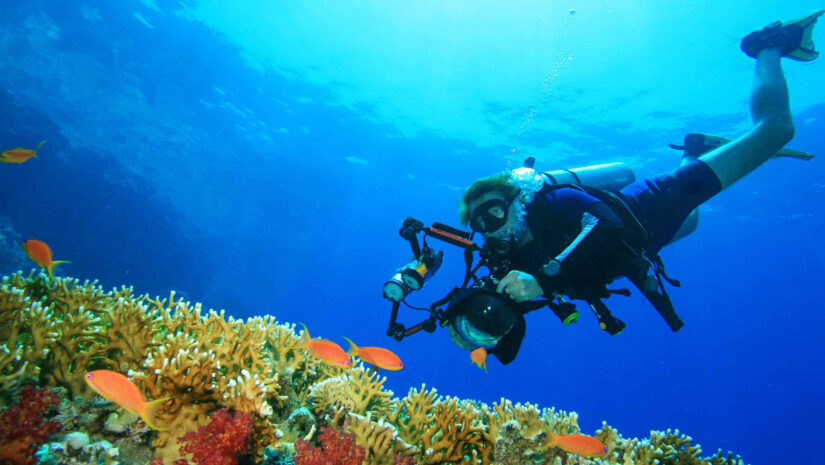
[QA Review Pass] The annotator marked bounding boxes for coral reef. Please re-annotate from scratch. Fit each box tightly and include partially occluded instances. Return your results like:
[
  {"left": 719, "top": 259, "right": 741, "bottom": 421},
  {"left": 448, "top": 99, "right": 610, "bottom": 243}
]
[
  {"left": 294, "top": 426, "right": 365, "bottom": 465},
  {"left": 176, "top": 408, "right": 255, "bottom": 465},
  {"left": 0, "top": 270, "right": 750, "bottom": 465},
  {"left": 0, "top": 385, "right": 63, "bottom": 465}
]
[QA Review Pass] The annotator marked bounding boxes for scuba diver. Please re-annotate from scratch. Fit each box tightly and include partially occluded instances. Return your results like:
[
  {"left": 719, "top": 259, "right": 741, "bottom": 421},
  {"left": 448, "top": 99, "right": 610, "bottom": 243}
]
[{"left": 382, "top": 11, "right": 823, "bottom": 368}]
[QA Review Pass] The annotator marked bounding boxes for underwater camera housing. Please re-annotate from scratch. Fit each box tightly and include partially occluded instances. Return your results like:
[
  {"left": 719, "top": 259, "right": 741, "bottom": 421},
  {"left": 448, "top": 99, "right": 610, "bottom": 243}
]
[{"left": 383, "top": 218, "right": 483, "bottom": 341}]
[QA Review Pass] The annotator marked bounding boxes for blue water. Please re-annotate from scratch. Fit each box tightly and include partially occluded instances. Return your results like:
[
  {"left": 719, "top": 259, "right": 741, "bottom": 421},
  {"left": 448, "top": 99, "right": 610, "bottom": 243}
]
[{"left": 1, "top": 1, "right": 824, "bottom": 464}]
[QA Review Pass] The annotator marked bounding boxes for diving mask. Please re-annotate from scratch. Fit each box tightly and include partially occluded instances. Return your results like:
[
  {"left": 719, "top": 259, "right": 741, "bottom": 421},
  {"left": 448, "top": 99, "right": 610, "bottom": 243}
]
[{"left": 470, "top": 198, "right": 510, "bottom": 233}]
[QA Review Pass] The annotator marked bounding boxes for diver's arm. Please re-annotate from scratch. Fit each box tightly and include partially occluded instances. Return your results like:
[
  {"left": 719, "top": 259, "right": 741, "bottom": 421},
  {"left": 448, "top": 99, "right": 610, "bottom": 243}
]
[{"left": 541, "top": 202, "right": 625, "bottom": 284}]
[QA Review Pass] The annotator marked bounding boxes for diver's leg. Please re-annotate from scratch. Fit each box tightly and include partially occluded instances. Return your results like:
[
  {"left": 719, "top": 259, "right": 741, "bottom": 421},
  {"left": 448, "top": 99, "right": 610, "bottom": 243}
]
[
  {"left": 700, "top": 10, "right": 824, "bottom": 189},
  {"left": 699, "top": 48, "right": 794, "bottom": 190}
]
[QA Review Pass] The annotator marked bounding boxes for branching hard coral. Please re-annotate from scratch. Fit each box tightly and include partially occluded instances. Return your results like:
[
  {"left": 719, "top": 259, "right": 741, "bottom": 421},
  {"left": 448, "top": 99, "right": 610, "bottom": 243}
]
[
  {"left": 307, "top": 365, "right": 394, "bottom": 418},
  {"left": 0, "top": 385, "right": 62, "bottom": 465},
  {"left": 419, "top": 396, "right": 490, "bottom": 465},
  {"left": 91, "top": 288, "right": 162, "bottom": 373},
  {"left": 484, "top": 399, "right": 543, "bottom": 443},
  {"left": 595, "top": 421, "right": 621, "bottom": 455},
  {"left": 294, "top": 426, "right": 366, "bottom": 465},
  {"left": 346, "top": 412, "right": 418, "bottom": 465},
  {"left": 136, "top": 298, "right": 279, "bottom": 417},
  {"left": 40, "top": 304, "right": 104, "bottom": 397},
  {"left": 0, "top": 273, "right": 159, "bottom": 398},
  {"left": 265, "top": 321, "right": 306, "bottom": 377},
  {"left": 176, "top": 408, "right": 254, "bottom": 465},
  {"left": 0, "top": 283, "right": 54, "bottom": 394},
  {"left": 490, "top": 420, "right": 555, "bottom": 465},
  {"left": 0, "top": 273, "right": 107, "bottom": 398},
  {"left": 706, "top": 449, "right": 746, "bottom": 465},
  {"left": 650, "top": 429, "right": 703, "bottom": 464},
  {"left": 480, "top": 397, "right": 579, "bottom": 462},
  {"left": 386, "top": 384, "right": 439, "bottom": 446}
]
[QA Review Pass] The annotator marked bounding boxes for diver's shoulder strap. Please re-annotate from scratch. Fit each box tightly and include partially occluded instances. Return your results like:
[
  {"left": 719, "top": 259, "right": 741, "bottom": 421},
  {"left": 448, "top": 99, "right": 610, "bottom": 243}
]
[
  {"left": 538, "top": 181, "right": 649, "bottom": 251},
  {"left": 538, "top": 181, "right": 684, "bottom": 332}
]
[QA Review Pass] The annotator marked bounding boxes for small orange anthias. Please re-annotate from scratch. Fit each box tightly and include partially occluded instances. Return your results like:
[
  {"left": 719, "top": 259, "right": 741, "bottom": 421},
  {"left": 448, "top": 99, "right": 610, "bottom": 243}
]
[
  {"left": 21, "top": 239, "right": 70, "bottom": 277},
  {"left": 84, "top": 370, "right": 170, "bottom": 430},
  {"left": 297, "top": 323, "right": 351, "bottom": 367},
  {"left": 1, "top": 140, "right": 46, "bottom": 163},
  {"left": 343, "top": 337, "right": 404, "bottom": 371},
  {"left": 470, "top": 347, "right": 488, "bottom": 373},
  {"left": 545, "top": 431, "right": 609, "bottom": 457}
]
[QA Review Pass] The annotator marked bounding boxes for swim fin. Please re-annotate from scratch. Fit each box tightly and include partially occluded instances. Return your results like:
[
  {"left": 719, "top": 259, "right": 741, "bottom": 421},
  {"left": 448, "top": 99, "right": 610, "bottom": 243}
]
[
  {"left": 670, "top": 133, "right": 816, "bottom": 161},
  {"left": 741, "top": 10, "right": 824, "bottom": 61}
]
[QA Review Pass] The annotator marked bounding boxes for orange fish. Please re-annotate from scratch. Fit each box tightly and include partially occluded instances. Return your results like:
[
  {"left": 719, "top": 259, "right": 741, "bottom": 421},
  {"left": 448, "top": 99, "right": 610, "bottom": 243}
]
[
  {"left": 470, "top": 347, "right": 488, "bottom": 373},
  {"left": 545, "top": 431, "right": 608, "bottom": 457},
  {"left": 343, "top": 337, "right": 403, "bottom": 371},
  {"left": 1, "top": 140, "right": 46, "bottom": 163},
  {"left": 84, "top": 370, "right": 170, "bottom": 430},
  {"left": 297, "top": 323, "right": 351, "bottom": 367},
  {"left": 21, "top": 239, "right": 70, "bottom": 277}
]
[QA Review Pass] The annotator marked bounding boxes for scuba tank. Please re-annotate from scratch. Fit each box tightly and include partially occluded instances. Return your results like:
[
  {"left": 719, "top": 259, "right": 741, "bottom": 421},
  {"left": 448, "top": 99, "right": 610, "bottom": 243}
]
[
  {"left": 539, "top": 161, "right": 699, "bottom": 244},
  {"left": 542, "top": 162, "right": 636, "bottom": 193}
]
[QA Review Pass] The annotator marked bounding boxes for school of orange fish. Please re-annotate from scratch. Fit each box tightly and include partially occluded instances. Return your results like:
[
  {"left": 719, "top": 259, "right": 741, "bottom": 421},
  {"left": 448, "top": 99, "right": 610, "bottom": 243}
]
[{"left": 3, "top": 140, "right": 607, "bottom": 458}]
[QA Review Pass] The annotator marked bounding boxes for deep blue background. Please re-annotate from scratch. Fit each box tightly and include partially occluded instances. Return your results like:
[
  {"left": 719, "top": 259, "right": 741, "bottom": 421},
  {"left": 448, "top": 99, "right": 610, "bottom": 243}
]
[{"left": 1, "top": 2, "right": 823, "bottom": 464}]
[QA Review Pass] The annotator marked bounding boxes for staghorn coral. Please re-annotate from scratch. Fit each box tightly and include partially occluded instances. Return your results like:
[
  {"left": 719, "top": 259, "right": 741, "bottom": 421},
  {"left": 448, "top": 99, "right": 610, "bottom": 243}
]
[
  {"left": 0, "top": 273, "right": 106, "bottom": 398},
  {"left": 490, "top": 420, "right": 554, "bottom": 465},
  {"left": 128, "top": 298, "right": 281, "bottom": 462},
  {"left": 345, "top": 412, "right": 418, "bottom": 465},
  {"left": 476, "top": 399, "right": 579, "bottom": 465},
  {"left": 419, "top": 396, "right": 490, "bottom": 465},
  {"left": 91, "top": 287, "right": 163, "bottom": 373},
  {"left": 650, "top": 428, "right": 703, "bottom": 464},
  {"left": 307, "top": 365, "right": 394, "bottom": 419},
  {"left": 133, "top": 296, "right": 279, "bottom": 417},
  {"left": 387, "top": 384, "right": 439, "bottom": 446},
  {"left": 0, "top": 280, "right": 55, "bottom": 395}
]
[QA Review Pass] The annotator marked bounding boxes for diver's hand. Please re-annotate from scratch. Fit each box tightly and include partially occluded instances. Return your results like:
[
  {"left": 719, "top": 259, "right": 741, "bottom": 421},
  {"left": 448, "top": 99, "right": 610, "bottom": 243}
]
[{"left": 496, "top": 270, "right": 543, "bottom": 302}]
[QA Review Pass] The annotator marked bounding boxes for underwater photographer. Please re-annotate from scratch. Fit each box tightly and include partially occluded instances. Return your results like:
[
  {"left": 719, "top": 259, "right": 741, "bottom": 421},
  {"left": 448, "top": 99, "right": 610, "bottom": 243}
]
[{"left": 382, "top": 11, "right": 822, "bottom": 369}]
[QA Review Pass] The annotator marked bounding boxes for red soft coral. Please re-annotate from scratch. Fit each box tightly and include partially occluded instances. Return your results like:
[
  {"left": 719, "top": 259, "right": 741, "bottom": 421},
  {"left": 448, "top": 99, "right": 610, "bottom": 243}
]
[
  {"left": 0, "top": 385, "right": 62, "bottom": 465},
  {"left": 176, "top": 408, "right": 254, "bottom": 465},
  {"left": 294, "top": 427, "right": 366, "bottom": 465}
]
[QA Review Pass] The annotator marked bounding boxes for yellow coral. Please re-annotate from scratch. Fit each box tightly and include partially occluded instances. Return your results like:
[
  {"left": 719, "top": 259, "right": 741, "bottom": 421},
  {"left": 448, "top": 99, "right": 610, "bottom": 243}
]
[
  {"left": 307, "top": 365, "right": 394, "bottom": 418},
  {"left": 0, "top": 271, "right": 753, "bottom": 465},
  {"left": 346, "top": 412, "right": 418, "bottom": 465},
  {"left": 387, "top": 384, "right": 439, "bottom": 446},
  {"left": 420, "top": 396, "right": 490, "bottom": 465}
]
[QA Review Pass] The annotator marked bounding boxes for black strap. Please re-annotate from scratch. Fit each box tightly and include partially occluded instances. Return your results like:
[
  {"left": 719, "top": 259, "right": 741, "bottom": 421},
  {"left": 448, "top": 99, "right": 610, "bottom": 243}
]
[{"left": 537, "top": 181, "right": 685, "bottom": 331}]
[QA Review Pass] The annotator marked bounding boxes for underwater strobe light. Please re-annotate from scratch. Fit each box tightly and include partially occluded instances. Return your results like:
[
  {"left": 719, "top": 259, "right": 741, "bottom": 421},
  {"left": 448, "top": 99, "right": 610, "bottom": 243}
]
[{"left": 383, "top": 247, "right": 443, "bottom": 302}]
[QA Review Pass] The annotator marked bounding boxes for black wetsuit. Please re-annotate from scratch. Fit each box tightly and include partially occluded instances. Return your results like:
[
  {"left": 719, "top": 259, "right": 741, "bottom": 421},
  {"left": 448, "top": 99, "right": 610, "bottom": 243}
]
[{"left": 486, "top": 160, "right": 723, "bottom": 363}]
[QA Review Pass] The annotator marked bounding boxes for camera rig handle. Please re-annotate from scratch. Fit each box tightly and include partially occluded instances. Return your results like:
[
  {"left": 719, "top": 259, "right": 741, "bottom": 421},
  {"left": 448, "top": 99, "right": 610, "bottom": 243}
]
[{"left": 386, "top": 218, "right": 480, "bottom": 341}]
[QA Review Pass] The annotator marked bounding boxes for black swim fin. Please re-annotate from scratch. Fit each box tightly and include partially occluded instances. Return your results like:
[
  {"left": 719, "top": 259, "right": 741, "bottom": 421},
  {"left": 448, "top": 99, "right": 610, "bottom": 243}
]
[{"left": 741, "top": 10, "right": 824, "bottom": 61}]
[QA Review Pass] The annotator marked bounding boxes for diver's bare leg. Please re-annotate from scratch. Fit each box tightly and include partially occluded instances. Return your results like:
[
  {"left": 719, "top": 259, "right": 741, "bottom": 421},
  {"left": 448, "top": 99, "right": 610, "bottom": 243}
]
[{"left": 699, "top": 48, "right": 795, "bottom": 190}]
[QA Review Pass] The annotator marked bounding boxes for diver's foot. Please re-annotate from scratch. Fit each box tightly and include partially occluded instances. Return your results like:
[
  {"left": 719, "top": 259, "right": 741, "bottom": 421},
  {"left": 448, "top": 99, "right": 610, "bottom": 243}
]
[{"left": 741, "top": 10, "right": 825, "bottom": 61}]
